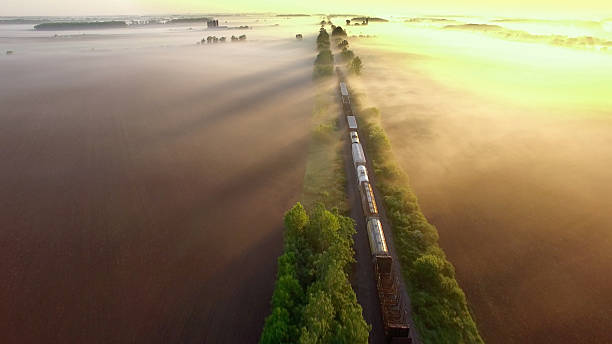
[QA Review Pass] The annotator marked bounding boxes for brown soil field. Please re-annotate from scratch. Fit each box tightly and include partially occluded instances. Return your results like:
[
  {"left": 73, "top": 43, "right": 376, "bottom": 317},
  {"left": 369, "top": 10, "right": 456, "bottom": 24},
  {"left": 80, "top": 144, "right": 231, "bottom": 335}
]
[
  {"left": 0, "top": 37, "right": 314, "bottom": 342},
  {"left": 351, "top": 47, "right": 612, "bottom": 344}
]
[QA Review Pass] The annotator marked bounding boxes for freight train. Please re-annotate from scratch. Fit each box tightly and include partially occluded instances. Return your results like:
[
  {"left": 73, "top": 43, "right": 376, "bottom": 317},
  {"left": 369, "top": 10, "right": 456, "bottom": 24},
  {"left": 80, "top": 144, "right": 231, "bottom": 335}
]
[{"left": 338, "top": 70, "right": 411, "bottom": 343}]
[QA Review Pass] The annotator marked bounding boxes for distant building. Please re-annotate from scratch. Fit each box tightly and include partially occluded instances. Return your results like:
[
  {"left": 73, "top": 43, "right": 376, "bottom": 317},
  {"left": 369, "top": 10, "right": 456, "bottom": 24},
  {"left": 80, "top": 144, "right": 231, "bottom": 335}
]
[{"left": 207, "top": 20, "right": 219, "bottom": 28}]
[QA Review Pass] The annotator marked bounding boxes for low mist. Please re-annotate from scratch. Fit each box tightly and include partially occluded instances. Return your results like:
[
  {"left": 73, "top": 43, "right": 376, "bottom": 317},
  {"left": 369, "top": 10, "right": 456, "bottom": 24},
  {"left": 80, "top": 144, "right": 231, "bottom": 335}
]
[
  {"left": 0, "top": 18, "right": 317, "bottom": 343},
  {"left": 350, "top": 28, "right": 612, "bottom": 343}
]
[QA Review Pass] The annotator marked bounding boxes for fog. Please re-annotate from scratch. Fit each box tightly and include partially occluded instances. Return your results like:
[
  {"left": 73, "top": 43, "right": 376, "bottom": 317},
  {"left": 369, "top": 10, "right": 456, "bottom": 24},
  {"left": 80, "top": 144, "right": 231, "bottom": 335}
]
[
  {"left": 0, "top": 16, "right": 317, "bottom": 343},
  {"left": 347, "top": 20, "right": 612, "bottom": 343}
]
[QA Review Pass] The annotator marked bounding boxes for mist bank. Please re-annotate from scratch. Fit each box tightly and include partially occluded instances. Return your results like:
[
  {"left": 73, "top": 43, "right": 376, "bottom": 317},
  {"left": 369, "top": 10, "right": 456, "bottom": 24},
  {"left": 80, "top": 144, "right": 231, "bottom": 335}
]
[
  {"left": 345, "top": 20, "right": 612, "bottom": 344},
  {"left": 34, "top": 21, "right": 128, "bottom": 30},
  {"left": 443, "top": 23, "right": 612, "bottom": 50},
  {"left": 0, "top": 19, "right": 317, "bottom": 343}
]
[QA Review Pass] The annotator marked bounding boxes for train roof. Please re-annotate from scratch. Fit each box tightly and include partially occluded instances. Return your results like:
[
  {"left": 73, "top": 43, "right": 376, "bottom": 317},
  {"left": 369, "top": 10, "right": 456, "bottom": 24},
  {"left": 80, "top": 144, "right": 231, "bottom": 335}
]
[
  {"left": 340, "top": 82, "right": 349, "bottom": 96},
  {"left": 352, "top": 142, "right": 366, "bottom": 165},
  {"left": 357, "top": 165, "right": 369, "bottom": 183},
  {"left": 367, "top": 218, "right": 388, "bottom": 256}
]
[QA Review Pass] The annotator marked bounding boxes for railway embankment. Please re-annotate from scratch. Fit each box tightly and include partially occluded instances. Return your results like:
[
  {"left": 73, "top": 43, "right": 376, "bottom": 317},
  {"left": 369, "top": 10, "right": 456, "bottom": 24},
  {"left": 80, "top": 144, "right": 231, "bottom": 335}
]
[{"left": 349, "top": 94, "right": 484, "bottom": 344}]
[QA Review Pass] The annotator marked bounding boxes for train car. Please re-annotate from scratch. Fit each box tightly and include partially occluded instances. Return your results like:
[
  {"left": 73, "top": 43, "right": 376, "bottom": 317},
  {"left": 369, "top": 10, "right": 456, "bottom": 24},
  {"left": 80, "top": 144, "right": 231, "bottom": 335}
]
[
  {"left": 366, "top": 218, "right": 390, "bottom": 269},
  {"left": 343, "top": 102, "right": 353, "bottom": 116},
  {"left": 341, "top": 76, "right": 410, "bottom": 342},
  {"left": 347, "top": 115, "right": 358, "bottom": 131},
  {"left": 367, "top": 218, "right": 411, "bottom": 342},
  {"left": 359, "top": 181, "right": 378, "bottom": 217},
  {"left": 339, "top": 82, "right": 350, "bottom": 105},
  {"left": 340, "top": 82, "right": 349, "bottom": 97},
  {"left": 356, "top": 164, "right": 369, "bottom": 184},
  {"left": 352, "top": 142, "right": 366, "bottom": 168}
]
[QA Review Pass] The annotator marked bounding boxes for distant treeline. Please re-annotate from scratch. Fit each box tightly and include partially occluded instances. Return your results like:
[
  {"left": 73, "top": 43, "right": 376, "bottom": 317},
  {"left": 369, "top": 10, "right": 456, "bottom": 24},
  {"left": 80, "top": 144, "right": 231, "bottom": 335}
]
[
  {"left": 351, "top": 95, "right": 484, "bottom": 344},
  {"left": 199, "top": 34, "right": 246, "bottom": 44},
  {"left": 167, "top": 17, "right": 210, "bottom": 23},
  {"left": 34, "top": 21, "right": 127, "bottom": 30},
  {"left": 0, "top": 18, "right": 45, "bottom": 24},
  {"left": 276, "top": 14, "right": 310, "bottom": 17},
  {"left": 352, "top": 17, "right": 388, "bottom": 22},
  {"left": 259, "top": 203, "right": 369, "bottom": 343}
]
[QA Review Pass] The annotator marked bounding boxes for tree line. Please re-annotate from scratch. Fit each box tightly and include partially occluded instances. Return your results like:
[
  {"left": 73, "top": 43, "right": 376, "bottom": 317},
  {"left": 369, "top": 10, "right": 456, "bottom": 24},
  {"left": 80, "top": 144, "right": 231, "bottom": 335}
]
[
  {"left": 329, "top": 24, "right": 362, "bottom": 75},
  {"left": 314, "top": 28, "right": 334, "bottom": 78},
  {"left": 259, "top": 203, "right": 370, "bottom": 343}
]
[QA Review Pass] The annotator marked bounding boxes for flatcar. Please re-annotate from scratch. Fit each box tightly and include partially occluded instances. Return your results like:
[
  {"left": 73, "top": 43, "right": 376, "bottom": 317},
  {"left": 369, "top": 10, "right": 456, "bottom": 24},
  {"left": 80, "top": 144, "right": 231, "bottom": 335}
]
[
  {"left": 367, "top": 218, "right": 411, "bottom": 341},
  {"left": 340, "top": 82, "right": 350, "bottom": 104},
  {"left": 347, "top": 115, "right": 358, "bottom": 131}
]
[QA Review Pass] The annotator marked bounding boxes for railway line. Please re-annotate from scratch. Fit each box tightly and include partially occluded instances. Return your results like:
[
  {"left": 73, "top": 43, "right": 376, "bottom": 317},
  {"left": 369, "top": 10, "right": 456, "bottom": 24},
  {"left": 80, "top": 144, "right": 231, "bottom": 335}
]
[{"left": 336, "top": 68, "right": 421, "bottom": 344}]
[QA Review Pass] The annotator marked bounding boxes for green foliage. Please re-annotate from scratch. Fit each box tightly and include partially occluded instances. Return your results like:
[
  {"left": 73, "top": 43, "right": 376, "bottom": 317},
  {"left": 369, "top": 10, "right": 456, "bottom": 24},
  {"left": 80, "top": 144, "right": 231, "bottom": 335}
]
[
  {"left": 313, "top": 64, "right": 334, "bottom": 78},
  {"left": 331, "top": 26, "right": 348, "bottom": 37},
  {"left": 314, "top": 29, "right": 334, "bottom": 78},
  {"left": 301, "top": 88, "right": 347, "bottom": 211},
  {"left": 350, "top": 92, "right": 484, "bottom": 343},
  {"left": 34, "top": 21, "right": 127, "bottom": 30},
  {"left": 348, "top": 56, "right": 363, "bottom": 75},
  {"left": 314, "top": 50, "right": 334, "bottom": 65},
  {"left": 260, "top": 204, "right": 369, "bottom": 344},
  {"left": 340, "top": 47, "right": 354, "bottom": 62},
  {"left": 316, "top": 28, "right": 330, "bottom": 51}
]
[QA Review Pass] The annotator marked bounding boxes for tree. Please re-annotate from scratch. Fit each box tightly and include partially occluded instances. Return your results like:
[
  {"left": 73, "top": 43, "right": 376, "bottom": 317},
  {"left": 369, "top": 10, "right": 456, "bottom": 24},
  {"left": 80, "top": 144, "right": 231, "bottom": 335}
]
[
  {"left": 340, "top": 47, "right": 354, "bottom": 61},
  {"left": 346, "top": 19, "right": 350, "bottom": 25},
  {"left": 337, "top": 39, "right": 349, "bottom": 49},
  {"left": 314, "top": 50, "right": 333, "bottom": 66},
  {"left": 284, "top": 203, "right": 308, "bottom": 239},
  {"left": 349, "top": 56, "right": 362, "bottom": 74},
  {"left": 331, "top": 26, "right": 347, "bottom": 37}
]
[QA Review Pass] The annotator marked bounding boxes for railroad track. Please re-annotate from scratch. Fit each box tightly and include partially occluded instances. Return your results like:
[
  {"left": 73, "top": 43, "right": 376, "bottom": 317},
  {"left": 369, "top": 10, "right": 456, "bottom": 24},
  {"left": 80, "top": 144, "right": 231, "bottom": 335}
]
[{"left": 336, "top": 67, "right": 420, "bottom": 344}]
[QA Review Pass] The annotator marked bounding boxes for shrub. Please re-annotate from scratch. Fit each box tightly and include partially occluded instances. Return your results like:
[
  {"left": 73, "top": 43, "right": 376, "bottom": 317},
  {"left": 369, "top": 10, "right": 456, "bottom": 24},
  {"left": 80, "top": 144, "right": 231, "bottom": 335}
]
[
  {"left": 340, "top": 47, "right": 355, "bottom": 61},
  {"left": 348, "top": 56, "right": 363, "bottom": 74},
  {"left": 314, "top": 50, "right": 333, "bottom": 65}
]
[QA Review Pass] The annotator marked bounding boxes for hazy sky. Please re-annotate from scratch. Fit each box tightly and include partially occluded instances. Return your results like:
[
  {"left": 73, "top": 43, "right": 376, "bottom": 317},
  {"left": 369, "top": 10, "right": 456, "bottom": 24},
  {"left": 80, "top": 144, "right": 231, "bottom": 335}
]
[{"left": 2, "top": 0, "right": 611, "bottom": 17}]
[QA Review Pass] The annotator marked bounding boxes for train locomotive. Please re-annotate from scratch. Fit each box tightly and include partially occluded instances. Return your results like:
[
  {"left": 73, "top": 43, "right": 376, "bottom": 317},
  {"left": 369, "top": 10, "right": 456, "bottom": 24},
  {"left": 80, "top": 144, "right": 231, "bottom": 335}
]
[{"left": 339, "top": 76, "right": 411, "bottom": 343}]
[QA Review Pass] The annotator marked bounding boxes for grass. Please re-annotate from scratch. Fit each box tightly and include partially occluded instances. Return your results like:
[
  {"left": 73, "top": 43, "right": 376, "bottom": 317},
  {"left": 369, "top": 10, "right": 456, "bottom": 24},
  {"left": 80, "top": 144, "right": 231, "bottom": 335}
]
[
  {"left": 350, "top": 90, "right": 484, "bottom": 344},
  {"left": 300, "top": 84, "right": 347, "bottom": 212}
]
